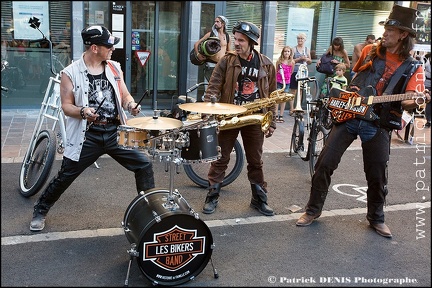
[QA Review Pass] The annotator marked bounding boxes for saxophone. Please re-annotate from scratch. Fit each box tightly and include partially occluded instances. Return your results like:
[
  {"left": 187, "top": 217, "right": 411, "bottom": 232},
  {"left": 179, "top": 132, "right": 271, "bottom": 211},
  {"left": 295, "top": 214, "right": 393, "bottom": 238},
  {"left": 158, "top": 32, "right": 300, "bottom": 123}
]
[{"left": 218, "top": 87, "right": 294, "bottom": 132}]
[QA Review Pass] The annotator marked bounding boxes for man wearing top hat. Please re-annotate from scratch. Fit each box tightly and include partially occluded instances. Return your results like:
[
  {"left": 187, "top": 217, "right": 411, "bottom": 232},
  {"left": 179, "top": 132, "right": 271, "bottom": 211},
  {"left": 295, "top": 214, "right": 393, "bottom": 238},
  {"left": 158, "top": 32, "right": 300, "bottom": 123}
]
[{"left": 296, "top": 5, "right": 430, "bottom": 238}]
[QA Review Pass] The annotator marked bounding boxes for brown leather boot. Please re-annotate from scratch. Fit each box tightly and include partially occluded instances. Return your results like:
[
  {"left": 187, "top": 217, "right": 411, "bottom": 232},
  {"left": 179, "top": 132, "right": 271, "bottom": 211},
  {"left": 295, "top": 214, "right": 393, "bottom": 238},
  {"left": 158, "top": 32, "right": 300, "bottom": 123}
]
[
  {"left": 370, "top": 222, "right": 392, "bottom": 238},
  {"left": 296, "top": 212, "right": 321, "bottom": 226}
]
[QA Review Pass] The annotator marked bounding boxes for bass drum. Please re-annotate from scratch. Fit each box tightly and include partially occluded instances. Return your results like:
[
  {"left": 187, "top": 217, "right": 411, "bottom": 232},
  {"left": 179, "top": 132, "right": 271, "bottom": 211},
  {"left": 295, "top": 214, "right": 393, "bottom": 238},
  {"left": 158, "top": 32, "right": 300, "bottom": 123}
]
[{"left": 123, "top": 189, "right": 213, "bottom": 286}]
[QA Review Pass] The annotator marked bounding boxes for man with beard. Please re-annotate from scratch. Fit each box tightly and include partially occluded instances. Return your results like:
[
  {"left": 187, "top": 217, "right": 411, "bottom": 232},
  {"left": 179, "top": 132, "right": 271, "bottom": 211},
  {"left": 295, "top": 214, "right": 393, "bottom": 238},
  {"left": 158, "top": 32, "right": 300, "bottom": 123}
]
[
  {"left": 296, "top": 5, "right": 430, "bottom": 238},
  {"left": 201, "top": 21, "right": 277, "bottom": 216}
]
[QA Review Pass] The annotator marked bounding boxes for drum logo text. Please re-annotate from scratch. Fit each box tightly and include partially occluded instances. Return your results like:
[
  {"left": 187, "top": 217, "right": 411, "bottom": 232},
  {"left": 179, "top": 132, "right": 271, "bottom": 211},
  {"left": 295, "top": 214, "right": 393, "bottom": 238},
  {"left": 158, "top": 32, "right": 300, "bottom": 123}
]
[{"left": 143, "top": 225, "right": 206, "bottom": 270}]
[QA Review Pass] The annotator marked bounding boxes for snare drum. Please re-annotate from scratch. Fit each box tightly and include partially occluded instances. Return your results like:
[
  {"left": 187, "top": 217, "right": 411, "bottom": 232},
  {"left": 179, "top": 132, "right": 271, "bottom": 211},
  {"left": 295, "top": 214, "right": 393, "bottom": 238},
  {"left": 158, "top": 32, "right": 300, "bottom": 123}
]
[
  {"left": 123, "top": 189, "right": 213, "bottom": 286},
  {"left": 181, "top": 121, "right": 220, "bottom": 163},
  {"left": 117, "top": 125, "right": 150, "bottom": 150}
]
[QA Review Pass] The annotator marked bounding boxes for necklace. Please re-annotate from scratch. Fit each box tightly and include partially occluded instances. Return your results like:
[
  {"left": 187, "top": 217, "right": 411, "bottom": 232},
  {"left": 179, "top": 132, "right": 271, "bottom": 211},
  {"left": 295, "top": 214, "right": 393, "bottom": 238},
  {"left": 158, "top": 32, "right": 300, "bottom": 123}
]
[{"left": 89, "top": 72, "right": 104, "bottom": 99}]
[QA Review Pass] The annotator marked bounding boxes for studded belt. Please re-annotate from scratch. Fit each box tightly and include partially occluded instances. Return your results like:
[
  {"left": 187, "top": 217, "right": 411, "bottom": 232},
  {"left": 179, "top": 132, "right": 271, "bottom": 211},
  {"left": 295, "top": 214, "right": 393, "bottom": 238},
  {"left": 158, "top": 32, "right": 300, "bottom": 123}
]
[{"left": 91, "top": 118, "right": 120, "bottom": 125}]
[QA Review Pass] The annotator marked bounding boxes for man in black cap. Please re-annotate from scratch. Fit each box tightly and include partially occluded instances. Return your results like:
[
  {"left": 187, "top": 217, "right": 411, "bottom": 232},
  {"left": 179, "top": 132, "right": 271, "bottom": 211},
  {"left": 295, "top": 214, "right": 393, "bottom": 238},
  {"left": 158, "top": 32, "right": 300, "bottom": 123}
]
[
  {"left": 30, "top": 25, "right": 155, "bottom": 232},
  {"left": 296, "top": 5, "right": 430, "bottom": 238}
]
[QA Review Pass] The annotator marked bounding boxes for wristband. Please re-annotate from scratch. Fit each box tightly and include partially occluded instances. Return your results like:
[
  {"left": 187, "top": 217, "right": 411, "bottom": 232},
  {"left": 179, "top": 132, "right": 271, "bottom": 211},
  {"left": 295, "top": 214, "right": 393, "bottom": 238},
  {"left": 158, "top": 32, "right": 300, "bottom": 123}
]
[
  {"left": 127, "top": 101, "right": 134, "bottom": 113},
  {"left": 80, "top": 107, "right": 86, "bottom": 119}
]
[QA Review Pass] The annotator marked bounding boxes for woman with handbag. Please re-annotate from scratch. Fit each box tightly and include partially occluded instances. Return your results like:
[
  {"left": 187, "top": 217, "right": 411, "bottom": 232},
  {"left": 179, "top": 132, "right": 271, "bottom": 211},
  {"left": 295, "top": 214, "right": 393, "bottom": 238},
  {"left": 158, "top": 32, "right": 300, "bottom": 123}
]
[{"left": 317, "top": 37, "right": 350, "bottom": 97}]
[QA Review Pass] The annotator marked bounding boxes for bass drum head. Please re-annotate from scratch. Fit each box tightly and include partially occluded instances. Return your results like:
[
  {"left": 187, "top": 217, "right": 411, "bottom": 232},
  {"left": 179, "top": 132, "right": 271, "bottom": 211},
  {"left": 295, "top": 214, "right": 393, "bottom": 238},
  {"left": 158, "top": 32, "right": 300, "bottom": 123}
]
[{"left": 123, "top": 189, "right": 213, "bottom": 286}]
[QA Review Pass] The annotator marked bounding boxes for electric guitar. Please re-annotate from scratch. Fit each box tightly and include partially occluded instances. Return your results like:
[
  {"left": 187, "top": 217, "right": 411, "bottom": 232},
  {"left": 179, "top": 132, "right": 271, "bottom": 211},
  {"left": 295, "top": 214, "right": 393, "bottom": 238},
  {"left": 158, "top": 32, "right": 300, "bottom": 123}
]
[{"left": 327, "top": 86, "right": 424, "bottom": 124}]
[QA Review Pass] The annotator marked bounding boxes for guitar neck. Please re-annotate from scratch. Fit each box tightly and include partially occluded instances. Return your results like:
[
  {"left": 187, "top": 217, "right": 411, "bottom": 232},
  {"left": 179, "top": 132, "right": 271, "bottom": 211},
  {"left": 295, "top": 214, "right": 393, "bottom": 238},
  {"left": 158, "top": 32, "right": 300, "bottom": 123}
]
[{"left": 371, "top": 93, "right": 417, "bottom": 104}]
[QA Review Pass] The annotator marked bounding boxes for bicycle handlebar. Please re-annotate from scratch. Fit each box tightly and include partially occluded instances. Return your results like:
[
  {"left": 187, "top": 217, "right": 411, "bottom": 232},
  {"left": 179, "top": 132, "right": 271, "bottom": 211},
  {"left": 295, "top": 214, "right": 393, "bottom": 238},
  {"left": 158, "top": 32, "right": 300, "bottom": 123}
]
[
  {"left": 28, "top": 18, "right": 55, "bottom": 76},
  {"left": 327, "top": 77, "right": 346, "bottom": 85},
  {"left": 297, "top": 76, "right": 316, "bottom": 82}
]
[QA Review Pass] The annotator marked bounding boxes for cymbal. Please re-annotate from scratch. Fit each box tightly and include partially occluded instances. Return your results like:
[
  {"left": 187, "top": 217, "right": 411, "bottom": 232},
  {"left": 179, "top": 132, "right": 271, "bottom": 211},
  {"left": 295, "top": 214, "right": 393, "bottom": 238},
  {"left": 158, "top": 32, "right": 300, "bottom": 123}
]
[
  {"left": 179, "top": 102, "right": 247, "bottom": 115},
  {"left": 127, "top": 116, "right": 183, "bottom": 130}
]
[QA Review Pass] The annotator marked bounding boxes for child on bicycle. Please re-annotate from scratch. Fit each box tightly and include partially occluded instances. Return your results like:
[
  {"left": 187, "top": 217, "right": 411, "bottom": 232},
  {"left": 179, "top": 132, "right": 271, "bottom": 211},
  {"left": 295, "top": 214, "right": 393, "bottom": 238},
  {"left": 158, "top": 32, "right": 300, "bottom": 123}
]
[{"left": 330, "top": 63, "right": 348, "bottom": 90}]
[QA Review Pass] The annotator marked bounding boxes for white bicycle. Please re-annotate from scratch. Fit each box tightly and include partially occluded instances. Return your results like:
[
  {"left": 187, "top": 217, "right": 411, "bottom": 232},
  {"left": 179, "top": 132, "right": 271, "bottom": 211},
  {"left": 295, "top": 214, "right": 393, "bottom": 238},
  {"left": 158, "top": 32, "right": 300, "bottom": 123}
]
[{"left": 19, "top": 17, "right": 95, "bottom": 197}]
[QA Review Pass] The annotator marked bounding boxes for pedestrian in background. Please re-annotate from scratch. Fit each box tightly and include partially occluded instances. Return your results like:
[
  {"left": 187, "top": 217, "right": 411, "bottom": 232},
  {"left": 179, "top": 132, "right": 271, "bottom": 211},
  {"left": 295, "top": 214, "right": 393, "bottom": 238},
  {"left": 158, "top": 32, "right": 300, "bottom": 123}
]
[
  {"left": 202, "top": 20, "right": 277, "bottom": 216},
  {"left": 275, "top": 45, "right": 295, "bottom": 122},
  {"left": 296, "top": 5, "right": 430, "bottom": 239},
  {"left": 194, "top": 15, "right": 231, "bottom": 79},
  {"left": 318, "top": 36, "right": 350, "bottom": 97},
  {"left": 351, "top": 34, "right": 376, "bottom": 78},
  {"left": 290, "top": 32, "right": 312, "bottom": 116},
  {"left": 30, "top": 26, "right": 156, "bottom": 232}
]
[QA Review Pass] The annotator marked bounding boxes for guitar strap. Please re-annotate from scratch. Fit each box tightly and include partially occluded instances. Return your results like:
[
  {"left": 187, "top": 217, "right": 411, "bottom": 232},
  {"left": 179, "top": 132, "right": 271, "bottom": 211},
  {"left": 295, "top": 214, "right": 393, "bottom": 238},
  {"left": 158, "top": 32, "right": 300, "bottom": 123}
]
[
  {"left": 378, "top": 56, "right": 418, "bottom": 131},
  {"left": 382, "top": 56, "right": 415, "bottom": 95}
]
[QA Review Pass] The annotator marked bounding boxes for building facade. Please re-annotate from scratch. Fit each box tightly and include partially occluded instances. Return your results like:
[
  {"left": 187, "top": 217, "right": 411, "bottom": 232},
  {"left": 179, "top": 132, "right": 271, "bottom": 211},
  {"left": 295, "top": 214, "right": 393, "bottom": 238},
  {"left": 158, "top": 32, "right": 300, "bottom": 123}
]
[{"left": 1, "top": 1, "right": 430, "bottom": 109}]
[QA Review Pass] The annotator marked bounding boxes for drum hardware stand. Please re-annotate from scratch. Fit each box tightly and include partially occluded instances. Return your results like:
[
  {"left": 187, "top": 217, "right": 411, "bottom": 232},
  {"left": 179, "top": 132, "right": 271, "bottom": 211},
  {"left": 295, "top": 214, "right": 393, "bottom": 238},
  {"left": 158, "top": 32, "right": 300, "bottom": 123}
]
[
  {"left": 148, "top": 130, "right": 186, "bottom": 211},
  {"left": 210, "top": 257, "right": 219, "bottom": 279},
  {"left": 124, "top": 243, "right": 138, "bottom": 287}
]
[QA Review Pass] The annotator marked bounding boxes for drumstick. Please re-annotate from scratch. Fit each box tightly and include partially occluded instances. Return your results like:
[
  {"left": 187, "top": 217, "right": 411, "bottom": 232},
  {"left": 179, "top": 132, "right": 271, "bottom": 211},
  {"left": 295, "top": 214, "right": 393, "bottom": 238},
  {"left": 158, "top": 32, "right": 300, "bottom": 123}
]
[
  {"left": 95, "top": 97, "right": 106, "bottom": 114},
  {"left": 135, "top": 90, "right": 148, "bottom": 109},
  {"left": 86, "top": 98, "right": 106, "bottom": 118},
  {"left": 86, "top": 98, "right": 106, "bottom": 128}
]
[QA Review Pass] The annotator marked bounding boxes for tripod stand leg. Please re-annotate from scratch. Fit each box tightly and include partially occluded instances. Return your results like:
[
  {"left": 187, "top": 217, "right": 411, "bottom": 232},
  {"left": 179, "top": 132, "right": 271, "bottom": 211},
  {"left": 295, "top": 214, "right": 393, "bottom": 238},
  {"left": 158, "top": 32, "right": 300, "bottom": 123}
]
[
  {"left": 210, "top": 257, "right": 219, "bottom": 279},
  {"left": 124, "top": 243, "right": 138, "bottom": 287},
  {"left": 124, "top": 255, "right": 134, "bottom": 287}
]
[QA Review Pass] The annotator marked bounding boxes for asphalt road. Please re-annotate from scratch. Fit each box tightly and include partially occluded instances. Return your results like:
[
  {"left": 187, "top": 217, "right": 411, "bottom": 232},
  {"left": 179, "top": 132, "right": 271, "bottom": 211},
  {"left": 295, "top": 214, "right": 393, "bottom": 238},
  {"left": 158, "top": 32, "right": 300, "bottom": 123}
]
[{"left": 1, "top": 147, "right": 431, "bottom": 287}]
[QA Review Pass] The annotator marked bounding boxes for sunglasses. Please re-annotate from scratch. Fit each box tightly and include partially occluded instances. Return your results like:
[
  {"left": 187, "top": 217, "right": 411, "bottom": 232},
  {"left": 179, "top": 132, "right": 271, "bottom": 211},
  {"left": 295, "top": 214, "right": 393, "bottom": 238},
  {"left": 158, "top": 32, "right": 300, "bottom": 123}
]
[
  {"left": 383, "top": 19, "right": 402, "bottom": 27},
  {"left": 297, "top": 37, "right": 305, "bottom": 40},
  {"left": 96, "top": 44, "right": 114, "bottom": 49},
  {"left": 234, "top": 21, "right": 259, "bottom": 37}
]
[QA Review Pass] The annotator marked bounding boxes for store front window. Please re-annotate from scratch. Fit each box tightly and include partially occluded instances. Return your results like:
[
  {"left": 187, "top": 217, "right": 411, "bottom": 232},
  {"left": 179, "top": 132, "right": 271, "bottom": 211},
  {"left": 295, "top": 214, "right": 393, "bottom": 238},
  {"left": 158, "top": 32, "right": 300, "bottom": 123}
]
[
  {"left": 1, "top": 1, "right": 71, "bottom": 109},
  {"left": 273, "top": 1, "right": 394, "bottom": 65},
  {"left": 131, "top": 1, "right": 181, "bottom": 110}
]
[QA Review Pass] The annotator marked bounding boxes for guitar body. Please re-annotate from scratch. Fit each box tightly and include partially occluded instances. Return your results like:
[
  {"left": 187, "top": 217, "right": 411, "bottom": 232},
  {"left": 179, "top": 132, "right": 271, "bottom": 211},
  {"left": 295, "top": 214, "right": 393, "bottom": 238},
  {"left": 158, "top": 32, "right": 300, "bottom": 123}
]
[{"left": 327, "top": 86, "right": 379, "bottom": 124}]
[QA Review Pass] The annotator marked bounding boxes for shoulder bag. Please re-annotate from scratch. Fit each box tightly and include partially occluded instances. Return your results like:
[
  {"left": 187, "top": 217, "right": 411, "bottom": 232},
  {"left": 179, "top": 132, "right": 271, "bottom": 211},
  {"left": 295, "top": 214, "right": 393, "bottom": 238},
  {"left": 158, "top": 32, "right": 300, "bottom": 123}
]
[{"left": 316, "top": 53, "right": 335, "bottom": 75}]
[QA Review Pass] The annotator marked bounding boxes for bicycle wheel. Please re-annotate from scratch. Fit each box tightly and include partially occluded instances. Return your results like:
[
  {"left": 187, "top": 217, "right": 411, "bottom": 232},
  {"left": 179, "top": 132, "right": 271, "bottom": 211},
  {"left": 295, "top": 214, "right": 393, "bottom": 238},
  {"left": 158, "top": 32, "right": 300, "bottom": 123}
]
[
  {"left": 290, "top": 114, "right": 305, "bottom": 154},
  {"left": 308, "top": 124, "right": 329, "bottom": 178},
  {"left": 183, "top": 139, "right": 245, "bottom": 188},
  {"left": 19, "top": 129, "right": 57, "bottom": 197}
]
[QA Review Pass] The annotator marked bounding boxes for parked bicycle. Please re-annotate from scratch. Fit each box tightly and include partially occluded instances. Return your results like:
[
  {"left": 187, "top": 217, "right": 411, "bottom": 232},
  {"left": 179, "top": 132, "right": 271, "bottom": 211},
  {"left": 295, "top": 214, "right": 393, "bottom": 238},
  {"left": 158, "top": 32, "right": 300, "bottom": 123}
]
[
  {"left": 1, "top": 59, "right": 26, "bottom": 97},
  {"left": 162, "top": 82, "right": 245, "bottom": 188},
  {"left": 289, "top": 66, "right": 336, "bottom": 178},
  {"left": 19, "top": 17, "right": 76, "bottom": 197}
]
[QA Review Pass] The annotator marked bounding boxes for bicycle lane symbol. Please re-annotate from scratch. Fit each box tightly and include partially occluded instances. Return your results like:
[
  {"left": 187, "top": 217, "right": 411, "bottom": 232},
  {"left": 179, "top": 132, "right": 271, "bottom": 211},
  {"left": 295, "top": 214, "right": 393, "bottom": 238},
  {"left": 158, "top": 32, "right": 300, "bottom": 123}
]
[{"left": 332, "top": 184, "right": 368, "bottom": 203}]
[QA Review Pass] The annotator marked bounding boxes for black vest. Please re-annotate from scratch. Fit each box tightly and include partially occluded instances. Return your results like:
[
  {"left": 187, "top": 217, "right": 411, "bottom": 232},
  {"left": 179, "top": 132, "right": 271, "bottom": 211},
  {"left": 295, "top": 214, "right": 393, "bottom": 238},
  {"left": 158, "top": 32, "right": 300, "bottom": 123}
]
[{"left": 350, "top": 55, "right": 419, "bottom": 130}]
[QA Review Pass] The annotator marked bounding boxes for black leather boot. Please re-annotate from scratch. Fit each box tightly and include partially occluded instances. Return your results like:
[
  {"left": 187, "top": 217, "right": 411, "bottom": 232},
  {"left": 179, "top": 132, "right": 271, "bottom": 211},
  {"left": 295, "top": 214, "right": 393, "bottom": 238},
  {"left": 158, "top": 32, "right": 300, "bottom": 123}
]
[
  {"left": 30, "top": 202, "right": 50, "bottom": 231},
  {"left": 250, "top": 183, "right": 274, "bottom": 216},
  {"left": 202, "top": 183, "right": 221, "bottom": 214}
]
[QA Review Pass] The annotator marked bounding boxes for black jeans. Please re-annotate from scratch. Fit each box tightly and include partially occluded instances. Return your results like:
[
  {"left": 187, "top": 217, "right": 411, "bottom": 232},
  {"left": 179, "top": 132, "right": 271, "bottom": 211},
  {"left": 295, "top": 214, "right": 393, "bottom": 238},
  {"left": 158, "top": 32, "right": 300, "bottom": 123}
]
[
  {"left": 34, "top": 124, "right": 155, "bottom": 214},
  {"left": 305, "top": 119, "right": 391, "bottom": 224}
]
